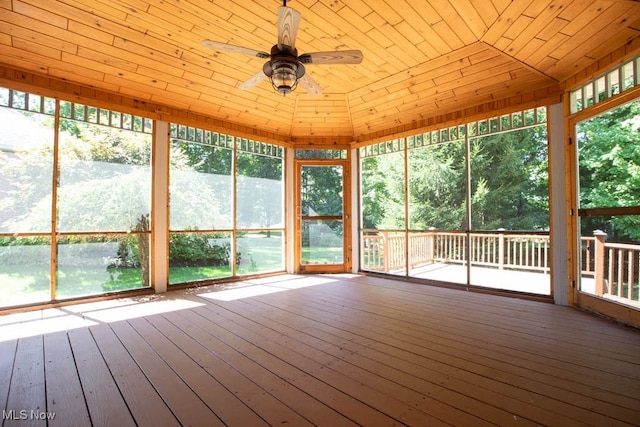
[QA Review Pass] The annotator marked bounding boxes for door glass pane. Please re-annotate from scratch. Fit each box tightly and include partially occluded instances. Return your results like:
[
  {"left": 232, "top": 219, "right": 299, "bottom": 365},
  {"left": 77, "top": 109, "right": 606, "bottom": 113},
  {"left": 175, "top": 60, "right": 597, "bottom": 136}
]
[
  {"left": 302, "top": 220, "right": 343, "bottom": 265},
  {"left": 301, "top": 166, "right": 343, "bottom": 216},
  {"left": 300, "top": 165, "right": 344, "bottom": 266},
  {"left": 576, "top": 100, "right": 640, "bottom": 307}
]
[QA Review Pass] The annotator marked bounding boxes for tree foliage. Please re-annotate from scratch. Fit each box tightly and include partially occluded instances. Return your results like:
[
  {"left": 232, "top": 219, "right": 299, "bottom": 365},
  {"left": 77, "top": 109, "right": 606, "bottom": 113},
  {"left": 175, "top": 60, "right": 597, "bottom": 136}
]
[
  {"left": 301, "top": 165, "right": 343, "bottom": 216},
  {"left": 577, "top": 100, "right": 640, "bottom": 241},
  {"left": 409, "top": 141, "right": 465, "bottom": 230},
  {"left": 469, "top": 127, "right": 549, "bottom": 230},
  {"left": 361, "top": 152, "right": 405, "bottom": 229},
  {"left": 362, "top": 125, "right": 550, "bottom": 232}
]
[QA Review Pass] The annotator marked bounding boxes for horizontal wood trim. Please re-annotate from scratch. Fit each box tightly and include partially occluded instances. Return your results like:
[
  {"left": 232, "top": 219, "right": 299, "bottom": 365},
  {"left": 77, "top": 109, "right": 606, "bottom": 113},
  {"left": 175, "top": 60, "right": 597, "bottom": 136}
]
[
  {"left": 578, "top": 206, "right": 640, "bottom": 217},
  {"left": 299, "top": 264, "right": 348, "bottom": 273},
  {"left": 301, "top": 216, "right": 343, "bottom": 221}
]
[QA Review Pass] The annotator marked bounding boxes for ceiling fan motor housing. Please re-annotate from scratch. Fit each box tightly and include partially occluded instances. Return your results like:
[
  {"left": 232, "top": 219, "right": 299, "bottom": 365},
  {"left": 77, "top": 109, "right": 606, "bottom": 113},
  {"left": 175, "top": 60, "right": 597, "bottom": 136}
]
[{"left": 263, "top": 45, "right": 306, "bottom": 95}]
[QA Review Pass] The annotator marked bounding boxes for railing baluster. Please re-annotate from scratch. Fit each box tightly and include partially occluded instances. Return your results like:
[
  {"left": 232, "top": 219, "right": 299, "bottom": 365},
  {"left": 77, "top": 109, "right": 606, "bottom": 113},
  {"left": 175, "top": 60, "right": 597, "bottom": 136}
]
[
  {"left": 607, "top": 248, "right": 614, "bottom": 294},
  {"left": 618, "top": 249, "right": 624, "bottom": 297},
  {"left": 628, "top": 250, "right": 634, "bottom": 300},
  {"left": 498, "top": 232, "right": 505, "bottom": 270},
  {"left": 518, "top": 239, "right": 522, "bottom": 268},
  {"left": 636, "top": 251, "right": 639, "bottom": 301}
]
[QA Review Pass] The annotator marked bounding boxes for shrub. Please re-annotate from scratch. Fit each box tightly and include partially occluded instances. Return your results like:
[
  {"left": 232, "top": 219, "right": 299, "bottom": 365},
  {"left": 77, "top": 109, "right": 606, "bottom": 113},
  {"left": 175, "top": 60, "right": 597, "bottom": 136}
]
[{"left": 169, "top": 232, "right": 239, "bottom": 266}]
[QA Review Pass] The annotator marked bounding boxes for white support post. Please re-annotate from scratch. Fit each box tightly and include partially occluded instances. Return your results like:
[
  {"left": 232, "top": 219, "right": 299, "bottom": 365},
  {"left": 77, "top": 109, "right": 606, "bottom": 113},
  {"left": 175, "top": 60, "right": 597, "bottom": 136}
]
[
  {"left": 351, "top": 148, "right": 360, "bottom": 273},
  {"left": 285, "top": 147, "right": 295, "bottom": 273},
  {"left": 549, "top": 102, "right": 568, "bottom": 305},
  {"left": 152, "top": 121, "right": 169, "bottom": 293}
]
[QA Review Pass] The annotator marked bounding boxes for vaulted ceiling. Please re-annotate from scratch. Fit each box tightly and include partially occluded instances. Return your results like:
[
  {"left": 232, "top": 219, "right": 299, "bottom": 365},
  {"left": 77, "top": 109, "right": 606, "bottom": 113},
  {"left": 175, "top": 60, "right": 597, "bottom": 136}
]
[{"left": 1, "top": 0, "right": 639, "bottom": 142}]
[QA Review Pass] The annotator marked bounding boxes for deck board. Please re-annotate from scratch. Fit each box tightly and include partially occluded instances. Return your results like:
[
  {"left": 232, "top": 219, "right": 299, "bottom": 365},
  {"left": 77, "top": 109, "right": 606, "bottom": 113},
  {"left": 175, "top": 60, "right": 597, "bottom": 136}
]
[
  {"left": 4, "top": 336, "right": 46, "bottom": 426},
  {"left": 43, "top": 331, "right": 91, "bottom": 427},
  {"left": 89, "top": 323, "right": 179, "bottom": 426},
  {"left": 66, "top": 327, "right": 135, "bottom": 427},
  {"left": 0, "top": 340, "right": 18, "bottom": 423},
  {"left": 175, "top": 314, "right": 365, "bottom": 426},
  {"left": 0, "top": 274, "right": 639, "bottom": 426},
  {"left": 161, "top": 308, "right": 389, "bottom": 426}
]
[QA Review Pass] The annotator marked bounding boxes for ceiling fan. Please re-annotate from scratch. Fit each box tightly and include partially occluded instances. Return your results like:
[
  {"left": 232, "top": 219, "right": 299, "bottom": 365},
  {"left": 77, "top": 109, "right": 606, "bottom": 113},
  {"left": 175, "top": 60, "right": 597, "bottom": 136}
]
[{"left": 201, "top": 0, "right": 363, "bottom": 96}]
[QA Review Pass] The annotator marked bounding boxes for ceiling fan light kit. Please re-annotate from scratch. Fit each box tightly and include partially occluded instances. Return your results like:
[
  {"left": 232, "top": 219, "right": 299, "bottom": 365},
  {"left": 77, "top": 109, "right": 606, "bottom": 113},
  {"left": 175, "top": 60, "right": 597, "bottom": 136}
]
[
  {"left": 202, "top": 0, "right": 363, "bottom": 96},
  {"left": 263, "top": 46, "right": 306, "bottom": 96}
]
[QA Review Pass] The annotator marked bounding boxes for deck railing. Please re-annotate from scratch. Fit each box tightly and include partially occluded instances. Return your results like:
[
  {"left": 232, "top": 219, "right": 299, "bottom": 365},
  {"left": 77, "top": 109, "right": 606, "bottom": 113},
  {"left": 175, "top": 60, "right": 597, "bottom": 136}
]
[
  {"left": 362, "top": 229, "right": 640, "bottom": 305},
  {"left": 588, "top": 231, "right": 640, "bottom": 302}
]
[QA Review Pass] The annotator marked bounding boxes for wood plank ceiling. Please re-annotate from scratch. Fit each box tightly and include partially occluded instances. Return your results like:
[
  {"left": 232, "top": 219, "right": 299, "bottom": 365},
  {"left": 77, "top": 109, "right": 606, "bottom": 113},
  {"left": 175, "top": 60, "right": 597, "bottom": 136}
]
[{"left": 1, "top": 0, "right": 639, "bottom": 143}]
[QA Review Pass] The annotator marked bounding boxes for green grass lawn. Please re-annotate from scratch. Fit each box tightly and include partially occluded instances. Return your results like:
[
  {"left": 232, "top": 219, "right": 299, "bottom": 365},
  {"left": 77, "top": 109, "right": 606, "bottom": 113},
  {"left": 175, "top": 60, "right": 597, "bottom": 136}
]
[
  {"left": 0, "top": 264, "right": 147, "bottom": 306},
  {"left": 169, "top": 265, "right": 233, "bottom": 284},
  {"left": 301, "top": 246, "right": 343, "bottom": 264},
  {"left": 0, "top": 266, "right": 51, "bottom": 307},
  {"left": 56, "top": 266, "right": 146, "bottom": 298}
]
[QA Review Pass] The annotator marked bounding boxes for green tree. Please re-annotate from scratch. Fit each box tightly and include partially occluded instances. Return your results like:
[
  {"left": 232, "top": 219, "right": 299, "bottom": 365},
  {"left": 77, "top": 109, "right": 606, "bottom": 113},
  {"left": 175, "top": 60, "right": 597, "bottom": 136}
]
[
  {"left": 409, "top": 141, "right": 466, "bottom": 230},
  {"left": 470, "top": 127, "right": 549, "bottom": 230},
  {"left": 361, "top": 156, "right": 388, "bottom": 229},
  {"left": 301, "top": 165, "right": 343, "bottom": 216},
  {"left": 361, "top": 152, "right": 406, "bottom": 230},
  {"left": 577, "top": 100, "right": 640, "bottom": 241},
  {"left": 361, "top": 125, "right": 549, "bottom": 232}
]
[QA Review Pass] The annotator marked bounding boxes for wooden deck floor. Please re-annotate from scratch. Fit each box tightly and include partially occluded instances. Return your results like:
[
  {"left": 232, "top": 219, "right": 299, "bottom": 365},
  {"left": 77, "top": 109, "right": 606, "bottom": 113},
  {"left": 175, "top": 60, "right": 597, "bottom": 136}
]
[
  {"left": 407, "top": 263, "right": 551, "bottom": 295},
  {"left": 1, "top": 274, "right": 639, "bottom": 426}
]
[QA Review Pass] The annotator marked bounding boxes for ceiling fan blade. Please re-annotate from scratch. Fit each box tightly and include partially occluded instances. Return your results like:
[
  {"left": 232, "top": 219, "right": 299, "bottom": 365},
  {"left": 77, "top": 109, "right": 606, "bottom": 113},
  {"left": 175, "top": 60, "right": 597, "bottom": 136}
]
[
  {"left": 298, "top": 74, "right": 322, "bottom": 96},
  {"left": 201, "top": 40, "right": 269, "bottom": 58},
  {"left": 238, "top": 70, "right": 267, "bottom": 90},
  {"left": 277, "top": 6, "right": 301, "bottom": 51},
  {"left": 299, "top": 50, "right": 363, "bottom": 65}
]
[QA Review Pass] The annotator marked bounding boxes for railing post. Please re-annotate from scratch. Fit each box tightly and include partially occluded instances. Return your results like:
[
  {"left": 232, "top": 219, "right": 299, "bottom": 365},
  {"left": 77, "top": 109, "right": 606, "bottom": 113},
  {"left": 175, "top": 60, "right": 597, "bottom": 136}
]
[
  {"left": 497, "top": 228, "right": 505, "bottom": 270},
  {"left": 382, "top": 231, "right": 389, "bottom": 273},
  {"left": 593, "top": 230, "right": 607, "bottom": 296},
  {"left": 427, "top": 227, "right": 435, "bottom": 263}
]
